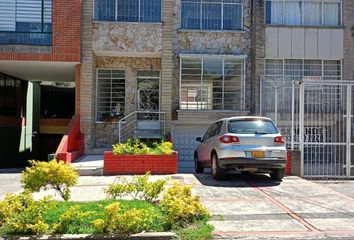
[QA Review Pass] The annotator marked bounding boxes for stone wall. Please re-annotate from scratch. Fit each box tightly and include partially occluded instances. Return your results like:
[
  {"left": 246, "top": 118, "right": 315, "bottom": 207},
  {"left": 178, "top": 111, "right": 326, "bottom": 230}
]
[
  {"left": 92, "top": 22, "right": 162, "bottom": 54},
  {"left": 95, "top": 57, "right": 161, "bottom": 147}
]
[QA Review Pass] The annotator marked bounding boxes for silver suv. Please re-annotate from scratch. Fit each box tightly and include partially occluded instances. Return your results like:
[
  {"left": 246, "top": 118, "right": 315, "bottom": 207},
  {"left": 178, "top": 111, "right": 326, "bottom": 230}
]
[{"left": 194, "top": 116, "right": 287, "bottom": 180}]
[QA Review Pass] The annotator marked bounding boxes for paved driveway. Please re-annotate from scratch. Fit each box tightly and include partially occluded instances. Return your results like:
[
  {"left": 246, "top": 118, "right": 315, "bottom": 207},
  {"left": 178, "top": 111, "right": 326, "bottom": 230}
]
[{"left": 182, "top": 174, "right": 354, "bottom": 239}]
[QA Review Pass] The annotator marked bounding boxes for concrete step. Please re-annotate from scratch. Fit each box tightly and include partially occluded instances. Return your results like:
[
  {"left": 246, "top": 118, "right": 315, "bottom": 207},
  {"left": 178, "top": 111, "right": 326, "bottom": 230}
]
[
  {"left": 135, "top": 129, "right": 162, "bottom": 139},
  {"left": 85, "top": 148, "right": 111, "bottom": 155},
  {"left": 71, "top": 155, "right": 104, "bottom": 176}
]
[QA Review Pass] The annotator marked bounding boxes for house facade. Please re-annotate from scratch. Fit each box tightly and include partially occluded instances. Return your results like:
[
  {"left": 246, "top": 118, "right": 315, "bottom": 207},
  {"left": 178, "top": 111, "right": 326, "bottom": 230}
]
[
  {"left": 0, "top": 0, "right": 81, "bottom": 167},
  {"left": 80, "top": 0, "right": 354, "bottom": 173}
]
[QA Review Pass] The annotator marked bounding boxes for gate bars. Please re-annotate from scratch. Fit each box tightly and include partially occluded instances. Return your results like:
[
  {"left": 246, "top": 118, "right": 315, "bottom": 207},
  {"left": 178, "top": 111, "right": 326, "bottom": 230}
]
[{"left": 260, "top": 77, "right": 354, "bottom": 179}]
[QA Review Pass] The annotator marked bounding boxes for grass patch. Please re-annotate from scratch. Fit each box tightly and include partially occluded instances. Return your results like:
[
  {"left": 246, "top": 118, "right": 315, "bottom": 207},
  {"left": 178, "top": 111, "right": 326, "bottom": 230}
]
[
  {"left": 43, "top": 200, "right": 166, "bottom": 234},
  {"left": 174, "top": 220, "right": 214, "bottom": 240}
]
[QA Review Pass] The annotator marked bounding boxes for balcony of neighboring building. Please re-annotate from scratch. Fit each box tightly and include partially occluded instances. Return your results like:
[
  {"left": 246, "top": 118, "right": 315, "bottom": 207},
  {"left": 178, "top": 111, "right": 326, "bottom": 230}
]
[
  {"left": 264, "top": 0, "right": 343, "bottom": 59},
  {"left": 92, "top": 0, "right": 162, "bottom": 58}
]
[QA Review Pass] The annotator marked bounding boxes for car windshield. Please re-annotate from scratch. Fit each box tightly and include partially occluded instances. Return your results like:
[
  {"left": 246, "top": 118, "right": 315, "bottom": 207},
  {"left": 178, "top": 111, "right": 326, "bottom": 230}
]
[{"left": 228, "top": 119, "right": 278, "bottom": 134}]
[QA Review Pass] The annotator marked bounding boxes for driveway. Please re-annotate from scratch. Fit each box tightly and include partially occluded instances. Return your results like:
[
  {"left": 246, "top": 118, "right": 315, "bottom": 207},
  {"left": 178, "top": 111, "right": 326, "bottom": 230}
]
[
  {"left": 1, "top": 171, "right": 354, "bottom": 239},
  {"left": 184, "top": 174, "right": 354, "bottom": 239}
]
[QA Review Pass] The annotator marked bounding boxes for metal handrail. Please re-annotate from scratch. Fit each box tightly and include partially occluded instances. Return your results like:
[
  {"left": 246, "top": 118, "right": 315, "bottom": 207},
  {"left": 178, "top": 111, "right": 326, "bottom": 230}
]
[{"left": 118, "top": 110, "right": 166, "bottom": 143}]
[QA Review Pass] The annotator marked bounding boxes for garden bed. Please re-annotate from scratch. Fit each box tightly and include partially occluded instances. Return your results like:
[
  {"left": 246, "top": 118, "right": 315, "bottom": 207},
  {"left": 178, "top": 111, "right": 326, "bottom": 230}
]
[
  {"left": 104, "top": 139, "right": 178, "bottom": 175},
  {"left": 104, "top": 151, "right": 178, "bottom": 175}
]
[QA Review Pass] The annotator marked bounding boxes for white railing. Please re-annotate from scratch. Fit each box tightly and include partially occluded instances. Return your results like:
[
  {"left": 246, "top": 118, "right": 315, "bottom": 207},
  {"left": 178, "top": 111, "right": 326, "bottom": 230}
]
[{"left": 118, "top": 111, "right": 166, "bottom": 143}]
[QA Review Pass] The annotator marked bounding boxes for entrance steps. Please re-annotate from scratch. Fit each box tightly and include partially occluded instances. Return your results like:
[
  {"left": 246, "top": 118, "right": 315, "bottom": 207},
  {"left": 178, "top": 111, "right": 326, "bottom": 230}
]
[{"left": 71, "top": 155, "right": 103, "bottom": 176}]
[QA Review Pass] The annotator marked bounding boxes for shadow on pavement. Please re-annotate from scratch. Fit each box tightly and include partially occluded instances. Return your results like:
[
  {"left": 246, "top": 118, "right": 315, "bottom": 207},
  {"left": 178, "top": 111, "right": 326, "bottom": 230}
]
[
  {"left": 0, "top": 168, "right": 24, "bottom": 174},
  {"left": 194, "top": 172, "right": 282, "bottom": 188}
]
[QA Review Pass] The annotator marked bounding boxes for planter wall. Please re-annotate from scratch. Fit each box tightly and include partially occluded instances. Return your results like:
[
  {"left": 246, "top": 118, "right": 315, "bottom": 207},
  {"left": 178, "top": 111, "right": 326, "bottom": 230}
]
[{"left": 104, "top": 151, "right": 178, "bottom": 175}]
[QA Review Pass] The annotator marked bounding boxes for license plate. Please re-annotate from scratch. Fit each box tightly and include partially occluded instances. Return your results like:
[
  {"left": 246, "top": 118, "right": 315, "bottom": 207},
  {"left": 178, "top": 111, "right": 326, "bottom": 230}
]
[{"left": 251, "top": 151, "right": 265, "bottom": 158}]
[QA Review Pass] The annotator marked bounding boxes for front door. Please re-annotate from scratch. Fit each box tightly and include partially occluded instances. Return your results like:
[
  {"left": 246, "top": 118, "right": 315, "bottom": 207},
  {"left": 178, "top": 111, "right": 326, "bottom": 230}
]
[{"left": 137, "top": 71, "right": 160, "bottom": 120}]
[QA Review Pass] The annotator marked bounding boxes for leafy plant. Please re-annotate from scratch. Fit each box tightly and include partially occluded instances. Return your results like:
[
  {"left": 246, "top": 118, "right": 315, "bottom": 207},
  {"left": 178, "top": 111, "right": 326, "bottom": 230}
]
[
  {"left": 105, "top": 173, "right": 167, "bottom": 203},
  {"left": 112, "top": 139, "right": 174, "bottom": 155},
  {"left": 0, "top": 191, "right": 56, "bottom": 235},
  {"left": 91, "top": 202, "right": 164, "bottom": 237},
  {"left": 21, "top": 160, "right": 79, "bottom": 201},
  {"left": 53, "top": 205, "right": 93, "bottom": 234},
  {"left": 160, "top": 183, "right": 210, "bottom": 227}
]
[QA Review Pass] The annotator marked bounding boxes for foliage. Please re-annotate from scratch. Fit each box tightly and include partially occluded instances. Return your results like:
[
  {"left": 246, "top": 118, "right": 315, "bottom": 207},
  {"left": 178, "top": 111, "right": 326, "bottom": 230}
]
[
  {"left": 174, "top": 220, "right": 214, "bottom": 240},
  {"left": 52, "top": 205, "right": 93, "bottom": 234},
  {"left": 112, "top": 139, "right": 174, "bottom": 155},
  {"left": 160, "top": 183, "right": 210, "bottom": 227},
  {"left": 0, "top": 191, "right": 56, "bottom": 236},
  {"left": 21, "top": 160, "right": 79, "bottom": 201},
  {"left": 92, "top": 202, "right": 164, "bottom": 237},
  {"left": 105, "top": 172, "right": 167, "bottom": 203}
]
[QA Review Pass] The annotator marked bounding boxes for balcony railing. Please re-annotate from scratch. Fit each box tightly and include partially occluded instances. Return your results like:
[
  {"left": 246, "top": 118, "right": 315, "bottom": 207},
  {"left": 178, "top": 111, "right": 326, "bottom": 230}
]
[{"left": 0, "top": 32, "right": 52, "bottom": 46}]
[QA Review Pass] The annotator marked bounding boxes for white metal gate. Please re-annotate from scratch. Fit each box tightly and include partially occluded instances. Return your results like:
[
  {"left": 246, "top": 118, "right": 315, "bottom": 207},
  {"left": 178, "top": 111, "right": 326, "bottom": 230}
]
[{"left": 260, "top": 77, "right": 354, "bottom": 179}]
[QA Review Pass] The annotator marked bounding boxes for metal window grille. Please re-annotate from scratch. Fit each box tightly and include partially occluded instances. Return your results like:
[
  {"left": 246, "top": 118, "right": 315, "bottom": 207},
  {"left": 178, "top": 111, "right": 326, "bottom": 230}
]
[
  {"left": 181, "top": 0, "right": 243, "bottom": 30},
  {"left": 180, "top": 55, "right": 245, "bottom": 110},
  {"left": 265, "top": 0, "right": 342, "bottom": 26},
  {"left": 94, "top": 0, "right": 161, "bottom": 23},
  {"left": 96, "top": 69, "right": 125, "bottom": 122},
  {"left": 263, "top": 58, "right": 342, "bottom": 114}
]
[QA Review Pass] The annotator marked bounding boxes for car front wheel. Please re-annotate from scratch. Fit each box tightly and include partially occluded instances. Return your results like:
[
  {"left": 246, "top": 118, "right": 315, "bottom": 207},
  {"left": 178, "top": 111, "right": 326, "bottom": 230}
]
[
  {"left": 270, "top": 168, "right": 285, "bottom": 181},
  {"left": 211, "top": 153, "right": 225, "bottom": 180}
]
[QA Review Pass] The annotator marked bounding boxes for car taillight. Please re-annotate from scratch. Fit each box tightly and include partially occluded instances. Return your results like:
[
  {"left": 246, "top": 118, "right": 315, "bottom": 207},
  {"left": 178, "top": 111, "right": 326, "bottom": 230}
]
[
  {"left": 220, "top": 135, "right": 240, "bottom": 144},
  {"left": 274, "top": 136, "right": 285, "bottom": 144}
]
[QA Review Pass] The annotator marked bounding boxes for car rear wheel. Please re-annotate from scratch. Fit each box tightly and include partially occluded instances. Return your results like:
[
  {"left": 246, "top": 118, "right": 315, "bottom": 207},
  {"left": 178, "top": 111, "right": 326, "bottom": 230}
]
[
  {"left": 270, "top": 168, "right": 285, "bottom": 181},
  {"left": 194, "top": 154, "right": 203, "bottom": 174},
  {"left": 211, "top": 153, "right": 225, "bottom": 180}
]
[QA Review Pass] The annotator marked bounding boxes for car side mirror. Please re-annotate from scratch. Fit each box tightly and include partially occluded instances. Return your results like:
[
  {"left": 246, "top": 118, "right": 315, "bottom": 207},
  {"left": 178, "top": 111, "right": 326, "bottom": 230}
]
[{"left": 196, "top": 137, "right": 202, "bottom": 142}]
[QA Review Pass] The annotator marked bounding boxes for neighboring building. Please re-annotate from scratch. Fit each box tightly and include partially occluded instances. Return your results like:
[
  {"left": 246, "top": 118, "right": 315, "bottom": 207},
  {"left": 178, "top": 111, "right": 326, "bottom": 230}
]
[{"left": 0, "top": 0, "right": 82, "bottom": 167}]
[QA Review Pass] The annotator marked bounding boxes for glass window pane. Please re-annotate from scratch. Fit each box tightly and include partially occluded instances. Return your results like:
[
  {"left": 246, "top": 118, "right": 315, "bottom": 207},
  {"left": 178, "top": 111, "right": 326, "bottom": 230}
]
[
  {"left": 284, "top": 59, "right": 303, "bottom": 79},
  {"left": 265, "top": 0, "right": 283, "bottom": 24},
  {"left": 140, "top": 0, "right": 161, "bottom": 22},
  {"left": 323, "top": 2, "right": 341, "bottom": 26},
  {"left": 265, "top": 59, "right": 283, "bottom": 75},
  {"left": 181, "top": 2, "right": 200, "bottom": 29},
  {"left": 117, "top": 0, "right": 138, "bottom": 22},
  {"left": 303, "top": 2, "right": 321, "bottom": 25},
  {"left": 223, "top": 4, "right": 242, "bottom": 30},
  {"left": 202, "top": 3, "right": 221, "bottom": 30},
  {"left": 94, "top": 0, "right": 115, "bottom": 21},
  {"left": 304, "top": 60, "right": 322, "bottom": 78},
  {"left": 283, "top": 1, "right": 301, "bottom": 25}
]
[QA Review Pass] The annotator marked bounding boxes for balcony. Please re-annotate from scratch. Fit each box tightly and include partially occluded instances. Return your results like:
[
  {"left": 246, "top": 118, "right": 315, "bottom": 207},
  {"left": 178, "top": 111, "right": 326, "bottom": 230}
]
[{"left": 0, "top": 32, "right": 52, "bottom": 46}]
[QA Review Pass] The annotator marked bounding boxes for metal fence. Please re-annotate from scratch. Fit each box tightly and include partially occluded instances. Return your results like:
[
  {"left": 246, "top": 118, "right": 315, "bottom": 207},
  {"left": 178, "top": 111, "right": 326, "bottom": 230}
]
[{"left": 260, "top": 77, "right": 354, "bottom": 179}]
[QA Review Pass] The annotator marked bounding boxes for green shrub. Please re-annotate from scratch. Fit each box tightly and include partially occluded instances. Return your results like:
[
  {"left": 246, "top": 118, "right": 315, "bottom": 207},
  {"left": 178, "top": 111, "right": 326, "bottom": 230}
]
[
  {"left": 0, "top": 191, "right": 56, "bottom": 235},
  {"left": 112, "top": 139, "right": 174, "bottom": 155},
  {"left": 21, "top": 160, "right": 79, "bottom": 201},
  {"left": 91, "top": 202, "right": 164, "bottom": 237},
  {"left": 160, "top": 183, "right": 210, "bottom": 227},
  {"left": 105, "top": 173, "right": 167, "bottom": 203},
  {"left": 53, "top": 205, "right": 93, "bottom": 234}
]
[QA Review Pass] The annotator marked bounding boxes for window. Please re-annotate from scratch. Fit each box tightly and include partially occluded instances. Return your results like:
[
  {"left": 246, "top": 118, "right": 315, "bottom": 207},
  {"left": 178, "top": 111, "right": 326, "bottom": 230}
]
[
  {"left": 265, "top": 0, "right": 341, "bottom": 26},
  {"left": 96, "top": 69, "right": 125, "bottom": 122},
  {"left": 94, "top": 0, "right": 161, "bottom": 22},
  {"left": 180, "top": 55, "right": 245, "bottom": 110},
  {"left": 0, "top": 73, "right": 25, "bottom": 117},
  {"left": 265, "top": 59, "right": 342, "bottom": 81},
  {"left": 181, "top": 0, "right": 243, "bottom": 30},
  {"left": 0, "top": 0, "right": 52, "bottom": 45}
]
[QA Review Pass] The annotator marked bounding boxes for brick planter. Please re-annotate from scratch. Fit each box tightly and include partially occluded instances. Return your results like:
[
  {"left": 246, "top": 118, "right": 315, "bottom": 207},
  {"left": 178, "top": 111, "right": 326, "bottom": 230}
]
[{"left": 104, "top": 151, "right": 178, "bottom": 175}]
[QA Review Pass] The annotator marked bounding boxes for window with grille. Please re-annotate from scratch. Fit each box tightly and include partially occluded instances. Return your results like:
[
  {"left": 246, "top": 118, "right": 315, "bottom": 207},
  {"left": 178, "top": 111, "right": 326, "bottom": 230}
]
[
  {"left": 265, "top": 0, "right": 342, "bottom": 26},
  {"left": 94, "top": 0, "right": 161, "bottom": 23},
  {"left": 181, "top": 0, "right": 243, "bottom": 30},
  {"left": 180, "top": 56, "right": 245, "bottom": 110},
  {"left": 265, "top": 59, "right": 342, "bottom": 81},
  {"left": 0, "top": 0, "right": 52, "bottom": 45},
  {"left": 96, "top": 69, "right": 125, "bottom": 122}
]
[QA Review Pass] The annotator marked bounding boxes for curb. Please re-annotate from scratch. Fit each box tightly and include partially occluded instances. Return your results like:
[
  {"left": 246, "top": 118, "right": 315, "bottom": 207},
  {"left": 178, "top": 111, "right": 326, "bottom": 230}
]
[{"left": 1, "top": 232, "right": 180, "bottom": 240}]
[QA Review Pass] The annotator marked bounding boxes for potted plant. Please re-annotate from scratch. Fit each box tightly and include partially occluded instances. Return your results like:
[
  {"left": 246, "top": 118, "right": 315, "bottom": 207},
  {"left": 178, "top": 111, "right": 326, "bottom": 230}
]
[{"left": 104, "top": 139, "right": 178, "bottom": 175}]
